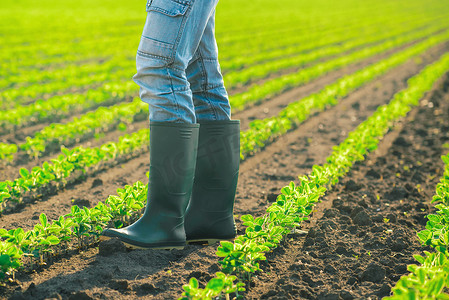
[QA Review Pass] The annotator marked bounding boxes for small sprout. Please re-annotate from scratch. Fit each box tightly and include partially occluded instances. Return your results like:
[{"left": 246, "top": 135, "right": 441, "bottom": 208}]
[
  {"left": 395, "top": 172, "right": 401, "bottom": 178},
  {"left": 403, "top": 212, "right": 408, "bottom": 216},
  {"left": 403, "top": 165, "right": 410, "bottom": 171},
  {"left": 353, "top": 254, "right": 359, "bottom": 260},
  {"left": 166, "top": 270, "right": 172, "bottom": 275},
  {"left": 416, "top": 161, "right": 423, "bottom": 166},
  {"left": 376, "top": 194, "right": 380, "bottom": 200},
  {"left": 383, "top": 218, "right": 390, "bottom": 224},
  {"left": 118, "top": 123, "right": 127, "bottom": 131},
  {"left": 367, "top": 251, "right": 371, "bottom": 256}
]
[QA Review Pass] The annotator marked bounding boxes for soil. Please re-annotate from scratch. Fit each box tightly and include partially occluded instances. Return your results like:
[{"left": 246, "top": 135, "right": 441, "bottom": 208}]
[
  {"left": 245, "top": 71, "right": 449, "bottom": 300},
  {"left": 0, "top": 41, "right": 448, "bottom": 299}
]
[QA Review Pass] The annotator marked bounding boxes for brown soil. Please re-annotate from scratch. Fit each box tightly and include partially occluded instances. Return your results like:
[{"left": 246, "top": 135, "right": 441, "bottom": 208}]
[
  {"left": 1, "top": 43, "right": 449, "bottom": 299},
  {"left": 245, "top": 67, "right": 449, "bottom": 300}
]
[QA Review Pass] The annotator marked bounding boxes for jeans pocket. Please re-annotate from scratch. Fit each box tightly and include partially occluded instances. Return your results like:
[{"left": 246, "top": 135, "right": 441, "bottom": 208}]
[{"left": 137, "top": 0, "right": 192, "bottom": 63}]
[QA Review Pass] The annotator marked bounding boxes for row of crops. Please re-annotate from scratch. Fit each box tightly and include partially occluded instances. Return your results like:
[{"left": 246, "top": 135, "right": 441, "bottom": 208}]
[
  {"left": 2, "top": 14, "right": 448, "bottom": 157},
  {"left": 2, "top": 44, "right": 448, "bottom": 297},
  {"left": 180, "top": 48, "right": 449, "bottom": 299},
  {"left": 1, "top": 0, "right": 449, "bottom": 298},
  {"left": 2, "top": 28, "right": 449, "bottom": 214}
]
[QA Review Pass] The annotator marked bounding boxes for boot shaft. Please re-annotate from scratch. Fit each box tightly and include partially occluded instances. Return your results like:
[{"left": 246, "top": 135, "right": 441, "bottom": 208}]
[
  {"left": 146, "top": 122, "right": 200, "bottom": 218},
  {"left": 185, "top": 120, "right": 240, "bottom": 241},
  {"left": 195, "top": 120, "right": 240, "bottom": 194},
  {"left": 102, "top": 122, "right": 200, "bottom": 249}
]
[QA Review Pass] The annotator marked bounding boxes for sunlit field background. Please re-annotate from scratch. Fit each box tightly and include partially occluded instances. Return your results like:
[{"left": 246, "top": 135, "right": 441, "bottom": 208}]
[{"left": 2, "top": 0, "right": 448, "bottom": 91}]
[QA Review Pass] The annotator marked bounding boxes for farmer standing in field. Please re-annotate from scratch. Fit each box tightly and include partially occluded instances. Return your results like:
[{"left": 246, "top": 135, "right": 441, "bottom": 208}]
[{"left": 101, "top": 0, "right": 240, "bottom": 249}]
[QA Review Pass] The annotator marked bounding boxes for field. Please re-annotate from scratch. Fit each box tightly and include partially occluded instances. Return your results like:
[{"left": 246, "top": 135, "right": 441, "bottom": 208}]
[{"left": 1, "top": 0, "right": 449, "bottom": 299}]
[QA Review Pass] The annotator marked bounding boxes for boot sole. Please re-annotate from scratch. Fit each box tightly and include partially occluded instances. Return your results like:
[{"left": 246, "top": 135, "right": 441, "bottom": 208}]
[
  {"left": 187, "top": 238, "right": 234, "bottom": 246},
  {"left": 99, "top": 235, "right": 185, "bottom": 250}
]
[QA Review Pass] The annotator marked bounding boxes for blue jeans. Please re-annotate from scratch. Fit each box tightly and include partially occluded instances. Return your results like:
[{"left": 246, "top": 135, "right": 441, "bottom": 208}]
[{"left": 133, "top": 0, "right": 231, "bottom": 123}]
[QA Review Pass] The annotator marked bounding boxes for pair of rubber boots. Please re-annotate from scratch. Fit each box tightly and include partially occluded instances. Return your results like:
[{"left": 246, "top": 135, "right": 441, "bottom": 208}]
[{"left": 101, "top": 120, "right": 240, "bottom": 249}]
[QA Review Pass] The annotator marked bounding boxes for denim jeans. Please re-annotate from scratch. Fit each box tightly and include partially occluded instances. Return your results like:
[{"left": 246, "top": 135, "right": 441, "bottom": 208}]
[{"left": 132, "top": 0, "right": 232, "bottom": 123}]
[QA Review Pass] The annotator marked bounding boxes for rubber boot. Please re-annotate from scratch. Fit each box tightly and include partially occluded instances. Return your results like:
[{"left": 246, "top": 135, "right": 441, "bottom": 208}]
[
  {"left": 100, "top": 122, "right": 199, "bottom": 250},
  {"left": 184, "top": 120, "right": 240, "bottom": 245}
]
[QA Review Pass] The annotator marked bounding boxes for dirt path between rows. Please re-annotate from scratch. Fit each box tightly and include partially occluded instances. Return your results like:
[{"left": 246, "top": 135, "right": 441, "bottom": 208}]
[{"left": 2, "top": 42, "right": 449, "bottom": 300}]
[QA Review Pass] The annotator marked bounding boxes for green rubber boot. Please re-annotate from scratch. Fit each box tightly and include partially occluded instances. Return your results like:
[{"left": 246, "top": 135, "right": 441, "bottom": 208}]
[
  {"left": 184, "top": 120, "right": 240, "bottom": 245},
  {"left": 101, "top": 122, "right": 199, "bottom": 250}
]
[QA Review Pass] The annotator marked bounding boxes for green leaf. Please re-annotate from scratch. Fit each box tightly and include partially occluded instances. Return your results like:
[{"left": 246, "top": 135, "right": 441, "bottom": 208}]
[
  {"left": 46, "top": 235, "right": 60, "bottom": 245},
  {"left": 413, "top": 254, "right": 425, "bottom": 265},
  {"left": 205, "top": 278, "right": 224, "bottom": 293},
  {"left": 19, "top": 168, "right": 29, "bottom": 178},
  {"left": 417, "top": 230, "right": 431, "bottom": 243},
  {"left": 216, "top": 249, "right": 230, "bottom": 257},
  {"left": 432, "top": 277, "right": 445, "bottom": 294},
  {"left": 241, "top": 215, "right": 254, "bottom": 222},
  {"left": 280, "top": 186, "right": 291, "bottom": 195},
  {"left": 230, "top": 251, "right": 244, "bottom": 259},
  {"left": 417, "top": 268, "right": 425, "bottom": 283},
  {"left": 276, "top": 199, "right": 285, "bottom": 206},
  {"left": 40, "top": 213, "right": 48, "bottom": 227},
  {"left": 436, "top": 293, "right": 449, "bottom": 300},
  {"left": 0, "top": 254, "right": 11, "bottom": 266},
  {"left": 289, "top": 181, "right": 295, "bottom": 190},
  {"left": 61, "top": 147, "right": 70, "bottom": 156},
  {"left": 118, "top": 123, "right": 127, "bottom": 131},
  {"left": 220, "top": 241, "right": 234, "bottom": 252},
  {"left": 189, "top": 277, "right": 198, "bottom": 289}
]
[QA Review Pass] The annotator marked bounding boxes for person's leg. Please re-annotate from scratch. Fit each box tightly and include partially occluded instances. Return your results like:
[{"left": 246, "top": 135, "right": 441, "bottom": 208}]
[
  {"left": 183, "top": 11, "right": 240, "bottom": 245},
  {"left": 132, "top": 0, "right": 221, "bottom": 123},
  {"left": 186, "top": 10, "right": 231, "bottom": 122},
  {"left": 101, "top": 0, "right": 220, "bottom": 249}
]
